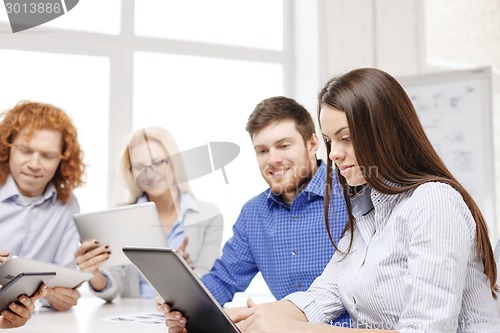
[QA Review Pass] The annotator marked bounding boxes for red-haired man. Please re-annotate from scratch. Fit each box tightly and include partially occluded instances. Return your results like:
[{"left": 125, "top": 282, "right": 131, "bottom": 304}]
[{"left": 0, "top": 101, "right": 85, "bottom": 311}]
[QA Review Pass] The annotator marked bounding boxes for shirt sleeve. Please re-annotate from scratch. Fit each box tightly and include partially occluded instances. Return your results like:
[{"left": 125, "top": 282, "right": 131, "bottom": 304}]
[
  {"left": 90, "top": 266, "right": 126, "bottom": 302},
  {"left": 201, "top": 205, "right": 259, "bottom": 305}
]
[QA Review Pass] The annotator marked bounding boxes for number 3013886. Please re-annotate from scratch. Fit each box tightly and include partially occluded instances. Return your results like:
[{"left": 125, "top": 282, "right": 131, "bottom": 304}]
[{"left": 5, "top": 2, "right": 62, "bottom": 14}]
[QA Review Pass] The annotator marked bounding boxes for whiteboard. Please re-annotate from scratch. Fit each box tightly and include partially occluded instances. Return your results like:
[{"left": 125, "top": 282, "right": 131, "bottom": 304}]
[{"left": 398, "top": 67, "right": 496, "bottom": 239}]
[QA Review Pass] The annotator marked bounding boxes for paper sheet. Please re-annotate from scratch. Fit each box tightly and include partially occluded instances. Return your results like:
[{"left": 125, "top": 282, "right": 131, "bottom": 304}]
[{"left": 102, "top": 312, "right": 165, "bottom": 325}]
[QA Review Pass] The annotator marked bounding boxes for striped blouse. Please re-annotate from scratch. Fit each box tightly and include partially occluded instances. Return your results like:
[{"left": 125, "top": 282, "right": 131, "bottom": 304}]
[{"left": 286, "top": 182, "right": 500, "bottom": 332}]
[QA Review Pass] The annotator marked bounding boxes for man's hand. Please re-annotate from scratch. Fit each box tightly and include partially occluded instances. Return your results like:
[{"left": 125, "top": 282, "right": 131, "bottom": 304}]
[
  {"left": 45, "top": 287, "right": 80, "bottom": 312},
  {"left": 0, "top": 283, "right": 46, "bottom": 328}
]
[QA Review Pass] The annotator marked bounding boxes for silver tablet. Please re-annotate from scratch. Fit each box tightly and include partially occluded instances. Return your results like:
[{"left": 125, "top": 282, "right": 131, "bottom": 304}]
[
  {"left": 73, "top": 202, "right": 168, "bottom": 266},
  {"left": 0, "top": 272, "right": 56, "bottom": 311},
  {"left": 0, "top": 257, "right": 92, "bottom": 289},
  {"left": 123, "top": 247, "right": 241, "bottom": 333}
]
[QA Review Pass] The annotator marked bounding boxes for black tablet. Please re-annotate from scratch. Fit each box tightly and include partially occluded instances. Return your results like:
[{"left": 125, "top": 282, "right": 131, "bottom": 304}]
[
  {"left": 0, "top": 272, "right": 56, "bottom": 312},
  {"left": 122, "top": 247, "right": 241, "bottom": 333}
]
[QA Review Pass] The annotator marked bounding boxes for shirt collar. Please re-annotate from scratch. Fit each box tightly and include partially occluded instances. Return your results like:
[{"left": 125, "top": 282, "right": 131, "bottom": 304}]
[
  {"left": 350, "top": 186, "right": 374, "bottom": 218},
  {"left": 266, "top": 160, "right": 326, "bottom": 208},
  {"left": 350, "top": 181, "right": 402, "bottom": 218},
  {"left": 369, "top": 183, "right": 401, "bottom": 207},
  {"left": 178, "top": 191, "right": 199, "bottom": 221},
  {"left": 0, "top": 174, "right": 57, "bottom": 205}
]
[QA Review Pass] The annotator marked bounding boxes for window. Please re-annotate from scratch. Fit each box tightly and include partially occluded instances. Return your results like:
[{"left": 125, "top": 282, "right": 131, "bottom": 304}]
[
  {"left": 0, "top": 50, "right": 110, "bottom": 213},
  {"left": 135, "top": 0, "right": 283, "bottom": 50},
  {"left": 0, "top": 0, "right": 291, "bottom": 301},
  {"left": 133, "top": 51, "right": 283, "bottom": 241}
]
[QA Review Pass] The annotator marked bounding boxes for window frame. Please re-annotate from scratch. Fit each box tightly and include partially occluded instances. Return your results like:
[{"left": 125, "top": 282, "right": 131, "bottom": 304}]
[{"left": 0, "top": 0, "right": 297, "bottom": 208}]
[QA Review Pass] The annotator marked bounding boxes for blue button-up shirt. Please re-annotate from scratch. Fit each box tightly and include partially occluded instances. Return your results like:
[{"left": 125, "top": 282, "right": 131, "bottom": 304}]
[{"left": 202, "top": 160, "right": 351, "bottom": 325}]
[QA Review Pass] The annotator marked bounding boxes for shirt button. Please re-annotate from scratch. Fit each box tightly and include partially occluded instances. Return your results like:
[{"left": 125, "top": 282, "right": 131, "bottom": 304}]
[
  {"left": 351, "top": 297, "right": 358, "bottom": 312},
  {"left": 297, "top": 282, "right": 302, "bottom": 288},
  {"left": 291, "top": 250, "right": 296, "bottom": 256},
  {"left": 292, "top": 215, "right": 297, "bottom": 220}
]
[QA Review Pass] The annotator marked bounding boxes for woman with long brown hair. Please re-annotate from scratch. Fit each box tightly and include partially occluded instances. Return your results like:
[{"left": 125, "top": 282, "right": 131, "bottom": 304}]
[{"left": 164, "top": 68, "right": 500, "bottom": 332}]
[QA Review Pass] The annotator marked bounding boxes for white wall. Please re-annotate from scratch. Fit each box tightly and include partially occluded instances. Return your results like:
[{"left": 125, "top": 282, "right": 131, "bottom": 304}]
[
  {"left": 318, "top": 0, "right": 425, "bottom": 80},
  {"left": 314, "top": 0, "right": 500, "bottom": 238}
]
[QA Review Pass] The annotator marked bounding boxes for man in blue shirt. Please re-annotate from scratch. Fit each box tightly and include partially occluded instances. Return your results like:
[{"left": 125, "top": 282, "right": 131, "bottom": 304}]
[
  {"left": 200, "top": 96, "right": 350, "bottom": 325},
  {"left": 0, "top": 101, "right": 86, "bottom": 312}
]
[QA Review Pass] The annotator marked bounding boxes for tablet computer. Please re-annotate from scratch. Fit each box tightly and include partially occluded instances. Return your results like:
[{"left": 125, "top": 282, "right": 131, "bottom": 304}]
[
  {"left": 0, "top": 257, "right": 92, "bottom": 289},
  {"left": 73, "top": 202, "right": 167, "bottom": 266},
  {"left": 123, "top": 247, "right": 241, "bottom": 333},
  {"left": 0, "top": 272, "right": 55, "bottom": 312}
]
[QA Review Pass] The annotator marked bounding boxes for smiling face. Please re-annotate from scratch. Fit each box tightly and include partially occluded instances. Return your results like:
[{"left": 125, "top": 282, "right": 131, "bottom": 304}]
[
  {"left": 252, "top": 119, "right": 319, "bottom": 205},
  {"left": 9, "top": 128, "right": 63, "bottom": 197},
  {"left": 129, "top": 140, "right": 175, "bottom": 198},
  {"left": 320, "top": 104, "right": 367, "bottom": 187}
]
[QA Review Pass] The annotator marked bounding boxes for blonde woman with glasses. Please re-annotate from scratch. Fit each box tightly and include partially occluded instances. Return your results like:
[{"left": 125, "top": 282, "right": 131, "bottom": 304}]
[{"left": 75, "top": 127, "right": 224, "bottom": 302}]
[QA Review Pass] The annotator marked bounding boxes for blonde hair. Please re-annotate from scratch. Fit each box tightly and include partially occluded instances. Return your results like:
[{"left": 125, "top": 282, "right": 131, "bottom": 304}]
[{"left": 118, "top": 126, "right": 193, "bottom": 203}]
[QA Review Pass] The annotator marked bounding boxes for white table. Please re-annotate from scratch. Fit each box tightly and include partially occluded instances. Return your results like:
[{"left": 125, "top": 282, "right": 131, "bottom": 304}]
[
  {"left": 14, "top": 288, "right": 276, "bottom": 333},
  {"left": 14, "top": 297, "right": 167, "bottom": 333}
]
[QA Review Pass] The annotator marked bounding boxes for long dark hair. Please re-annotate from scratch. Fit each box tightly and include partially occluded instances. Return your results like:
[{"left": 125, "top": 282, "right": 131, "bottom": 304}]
[{"left": 319, "top": 68, "right": 497, "bottom": 296}]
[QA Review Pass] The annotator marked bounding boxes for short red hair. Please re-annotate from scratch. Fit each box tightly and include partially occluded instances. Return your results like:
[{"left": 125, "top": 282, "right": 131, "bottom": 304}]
[{"left": 0, "top": 101, "right": 85, "bottom": 203}]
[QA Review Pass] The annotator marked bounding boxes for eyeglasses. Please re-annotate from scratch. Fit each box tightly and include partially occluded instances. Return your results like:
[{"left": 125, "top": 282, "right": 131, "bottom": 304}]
[
  {"left": 130, "top": 158, "right": 169, "bottom": 174},
  {"left": 12, "top": 145, "right": 62, "bottom": 164}
]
